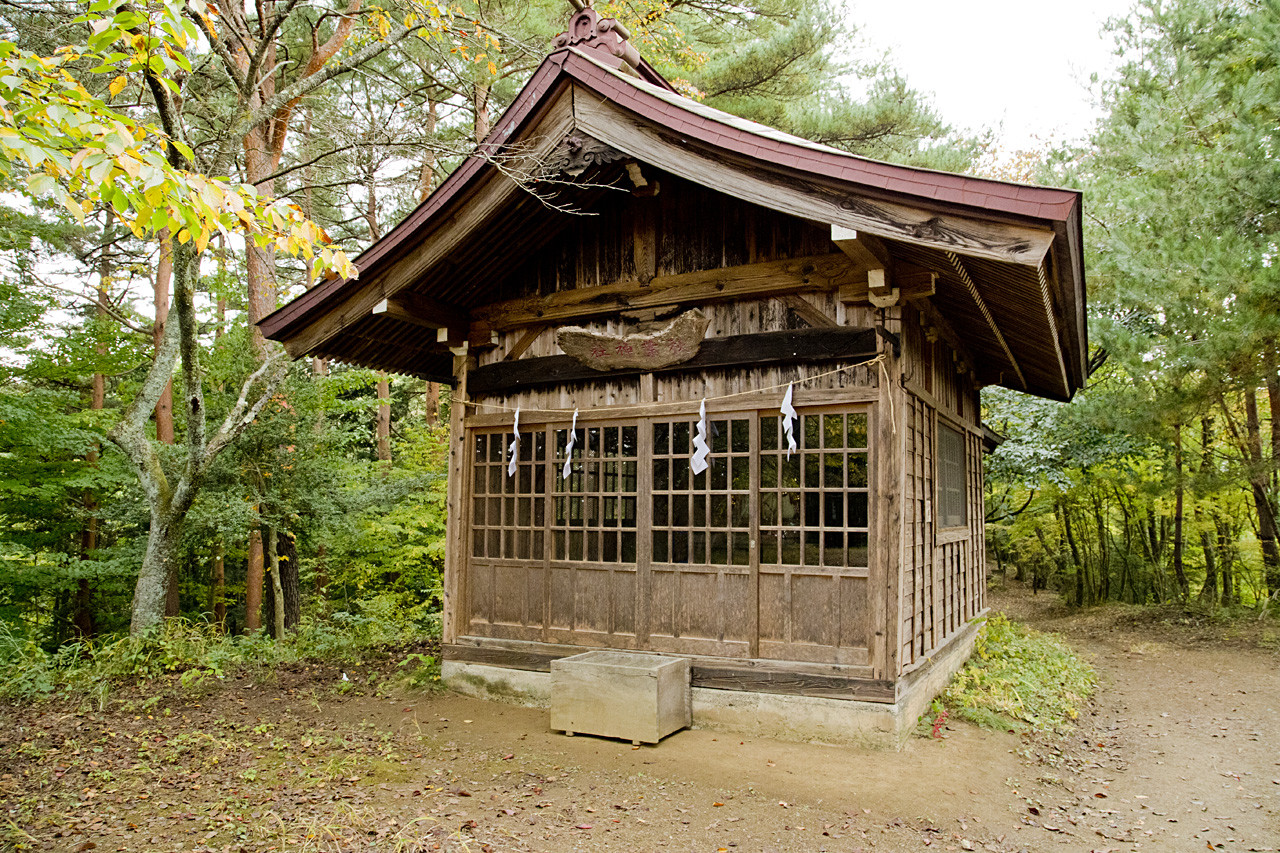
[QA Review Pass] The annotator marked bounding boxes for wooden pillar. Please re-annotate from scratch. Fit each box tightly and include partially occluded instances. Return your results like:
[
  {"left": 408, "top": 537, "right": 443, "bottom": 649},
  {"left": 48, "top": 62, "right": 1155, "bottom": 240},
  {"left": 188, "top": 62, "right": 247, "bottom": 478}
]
[
  {"left": 872, "top": 307, "right": 904, "bottom": 683},
  {"left": 442, "top": 348, "right": 475, "bottom": 645}
]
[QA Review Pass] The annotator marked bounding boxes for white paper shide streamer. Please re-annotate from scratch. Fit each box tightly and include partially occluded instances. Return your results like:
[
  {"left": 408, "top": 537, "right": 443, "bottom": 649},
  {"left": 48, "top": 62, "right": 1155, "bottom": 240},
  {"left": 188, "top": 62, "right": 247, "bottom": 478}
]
[
  {"left": 781, "top": 382, "right": 798, "bottom": 457},
  {"left": 562, "top": 408, "right": 579, "bottom": 480},
  {"left": 507, "top": 408, "right": 521, "bottom": 477},
  {"left": 690, "top": 398, "right": 711, "bottom": 475}
]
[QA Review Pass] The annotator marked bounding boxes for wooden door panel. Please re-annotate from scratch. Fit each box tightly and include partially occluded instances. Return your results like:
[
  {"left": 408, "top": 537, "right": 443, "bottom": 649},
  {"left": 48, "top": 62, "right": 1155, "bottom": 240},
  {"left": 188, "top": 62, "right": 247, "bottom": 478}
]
[
  {"left": 838, "top": 575, "right": 869, "bottom": 648},
  {"left": 758, "top": 569, "right": 870, "bottom": 662},
  {"left": 467, "top": 562, "right": 493, "bottom": 626},
  {"left": 549, "top": 566, "right": 573, "bottom": 630},
  {"left": 789, "top": 573, "right": 835, "bottom": 647},
  {"left": 492, "top": 563, "right": 530, "bottom": 625}
]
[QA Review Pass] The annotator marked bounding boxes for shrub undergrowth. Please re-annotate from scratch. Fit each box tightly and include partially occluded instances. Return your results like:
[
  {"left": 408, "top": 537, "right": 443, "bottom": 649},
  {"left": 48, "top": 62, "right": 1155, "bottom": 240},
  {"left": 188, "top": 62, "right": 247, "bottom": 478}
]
[
  {"left": 0, "top": 605, "right": 438, "bottom": 704},
  {"left": 934, "top": 613, "right": 1096, "bottom": 734}
]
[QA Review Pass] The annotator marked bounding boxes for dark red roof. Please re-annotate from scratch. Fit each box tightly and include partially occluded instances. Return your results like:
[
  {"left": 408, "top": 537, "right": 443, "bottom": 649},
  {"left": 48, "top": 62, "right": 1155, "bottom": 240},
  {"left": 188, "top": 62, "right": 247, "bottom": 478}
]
[{"left": 260, "top": 48, "right": 1083, "bottom": 345}]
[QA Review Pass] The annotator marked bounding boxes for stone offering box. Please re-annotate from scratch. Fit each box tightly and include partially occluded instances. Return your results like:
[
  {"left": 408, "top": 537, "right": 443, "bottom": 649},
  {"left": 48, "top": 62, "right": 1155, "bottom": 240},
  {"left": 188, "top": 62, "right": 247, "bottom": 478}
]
[{"left": 550, "top": 651, "right": 691, "bottom": 744}]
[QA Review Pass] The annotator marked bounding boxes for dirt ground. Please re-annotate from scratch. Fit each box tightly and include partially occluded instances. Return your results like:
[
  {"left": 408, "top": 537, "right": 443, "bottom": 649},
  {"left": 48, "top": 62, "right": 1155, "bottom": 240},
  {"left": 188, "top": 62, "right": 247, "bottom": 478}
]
[{"left": 2, "top": 582, "right": 1278, "bottom": 853}]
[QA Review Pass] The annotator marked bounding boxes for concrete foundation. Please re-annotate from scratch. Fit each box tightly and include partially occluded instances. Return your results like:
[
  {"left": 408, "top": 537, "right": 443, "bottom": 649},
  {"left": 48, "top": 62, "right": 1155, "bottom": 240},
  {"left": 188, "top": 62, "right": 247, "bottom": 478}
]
[{"left": 442, "top": 616, "right": 985, "bottom": 749}]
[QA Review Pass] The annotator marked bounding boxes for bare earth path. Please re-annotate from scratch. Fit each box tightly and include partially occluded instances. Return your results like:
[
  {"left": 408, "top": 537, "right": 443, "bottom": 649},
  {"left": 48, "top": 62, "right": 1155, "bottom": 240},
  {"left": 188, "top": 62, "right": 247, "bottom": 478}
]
[{"left": 2, "top": 584, "right": 1277, "bottom": 852}]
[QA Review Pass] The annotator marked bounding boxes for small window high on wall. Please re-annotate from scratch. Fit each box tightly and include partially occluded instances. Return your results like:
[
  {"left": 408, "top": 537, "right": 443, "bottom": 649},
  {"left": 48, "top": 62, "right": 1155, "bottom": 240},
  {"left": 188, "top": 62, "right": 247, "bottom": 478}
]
[{"left": 937, "top": 423, "right": 967, "bottom": 529}]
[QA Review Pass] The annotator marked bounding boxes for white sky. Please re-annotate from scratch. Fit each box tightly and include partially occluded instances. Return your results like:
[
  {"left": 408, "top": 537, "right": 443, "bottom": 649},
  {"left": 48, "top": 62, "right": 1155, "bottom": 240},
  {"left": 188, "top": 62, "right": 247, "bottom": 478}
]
[{"left": 845, "top": 0, "right": 1137, "bottom": 150}]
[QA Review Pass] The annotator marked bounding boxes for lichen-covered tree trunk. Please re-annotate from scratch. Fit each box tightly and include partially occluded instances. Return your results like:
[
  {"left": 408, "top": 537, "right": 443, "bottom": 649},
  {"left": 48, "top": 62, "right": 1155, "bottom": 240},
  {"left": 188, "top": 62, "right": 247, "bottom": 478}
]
[
  {"left": 267, "top": 526, "right": 285, "bottom": 641},
  {"left": 130, "top": 507, "right": 181, "bottom": 634}
]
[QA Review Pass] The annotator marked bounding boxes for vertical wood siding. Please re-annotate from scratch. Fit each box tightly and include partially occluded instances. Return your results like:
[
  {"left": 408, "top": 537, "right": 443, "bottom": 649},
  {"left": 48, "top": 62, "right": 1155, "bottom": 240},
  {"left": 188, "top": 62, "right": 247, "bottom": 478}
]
[{"left": 898, "top": 306, "right": 987, "bottom": 673}]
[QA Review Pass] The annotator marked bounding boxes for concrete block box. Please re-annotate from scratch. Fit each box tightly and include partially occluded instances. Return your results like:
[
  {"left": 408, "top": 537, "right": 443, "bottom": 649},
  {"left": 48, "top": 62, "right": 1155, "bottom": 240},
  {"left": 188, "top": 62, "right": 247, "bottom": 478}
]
[{"left": 550, "top": 651, "right": 691, "bottom": 744}]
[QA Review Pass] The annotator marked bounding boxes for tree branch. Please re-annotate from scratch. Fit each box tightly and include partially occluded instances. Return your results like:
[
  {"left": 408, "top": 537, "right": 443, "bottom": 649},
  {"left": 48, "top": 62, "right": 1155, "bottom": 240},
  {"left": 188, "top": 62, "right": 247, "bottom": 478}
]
[
  {"left": 186, "top": 6, "right": 248, "bottom": 94},
  {"left": 205, "top": 349, "right": 289, "bottom": 461},
  {"left": 225, "top": 19, "right": 416, "bottom": 151},
  {"left": 263, "top": 138, "right": 456, "bottom": 184},
  {"left": 243, "top": 0, "right": 306, "bottom": 93},
  {"left": 106, "top": 305, "right": 179, "bottom": 508}
]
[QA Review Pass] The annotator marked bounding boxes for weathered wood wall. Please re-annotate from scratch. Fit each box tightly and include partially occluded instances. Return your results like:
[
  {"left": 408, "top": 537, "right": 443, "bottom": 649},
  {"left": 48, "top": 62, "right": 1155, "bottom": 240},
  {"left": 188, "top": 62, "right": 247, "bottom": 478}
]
[
  {"left": 460, "top": 288, "right": 886, "bottom": 673},
  {"left": 485, "top": 176, "right": 833, "bottom": 305},
  {"left": 444, "top": 175, "right": 988, "bottom": 690},
  {"left": 898, "top": 303, "right": 986, "bottom": 672}
]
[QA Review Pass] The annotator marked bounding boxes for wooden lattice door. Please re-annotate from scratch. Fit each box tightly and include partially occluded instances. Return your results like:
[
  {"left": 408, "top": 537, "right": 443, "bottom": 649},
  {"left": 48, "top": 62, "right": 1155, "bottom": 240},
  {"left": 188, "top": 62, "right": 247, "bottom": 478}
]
[{"left": 463, "top": 404, "right": 873, "bottom": 665}]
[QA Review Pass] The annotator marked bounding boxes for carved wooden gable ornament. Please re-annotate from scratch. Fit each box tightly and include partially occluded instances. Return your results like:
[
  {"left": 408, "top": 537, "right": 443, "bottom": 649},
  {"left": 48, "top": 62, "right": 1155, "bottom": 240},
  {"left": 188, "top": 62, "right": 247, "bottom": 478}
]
[{"left": 552, "top": 7, "right": 642, "bottom": 74}]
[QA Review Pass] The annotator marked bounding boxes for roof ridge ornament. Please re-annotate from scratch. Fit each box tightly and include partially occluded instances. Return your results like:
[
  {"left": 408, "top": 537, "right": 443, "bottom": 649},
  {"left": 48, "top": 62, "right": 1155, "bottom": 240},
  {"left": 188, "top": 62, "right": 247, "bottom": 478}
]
[{"left": 554, "top": 5, "right": 641, "bottom": 75}]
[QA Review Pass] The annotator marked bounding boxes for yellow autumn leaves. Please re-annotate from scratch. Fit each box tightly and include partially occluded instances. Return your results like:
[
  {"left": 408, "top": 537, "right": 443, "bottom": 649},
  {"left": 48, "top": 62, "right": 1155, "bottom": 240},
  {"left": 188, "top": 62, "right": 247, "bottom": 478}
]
[{"left": 0, "top": 2, "right": 357, "bottom": 283}]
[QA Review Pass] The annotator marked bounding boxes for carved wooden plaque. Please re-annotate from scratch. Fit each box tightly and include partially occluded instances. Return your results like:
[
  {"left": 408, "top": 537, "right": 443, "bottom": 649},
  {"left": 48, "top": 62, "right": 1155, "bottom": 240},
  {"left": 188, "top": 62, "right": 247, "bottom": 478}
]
[{"left": 556, "top": 309, "right": 710, "bottom": 371}]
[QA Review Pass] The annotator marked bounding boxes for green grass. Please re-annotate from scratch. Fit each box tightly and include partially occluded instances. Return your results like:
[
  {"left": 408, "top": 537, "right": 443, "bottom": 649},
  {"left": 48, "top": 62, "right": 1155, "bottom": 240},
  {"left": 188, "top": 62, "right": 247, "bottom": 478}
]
[{"left": 935, "top": 613, "right": 1097, "bottom": 734}]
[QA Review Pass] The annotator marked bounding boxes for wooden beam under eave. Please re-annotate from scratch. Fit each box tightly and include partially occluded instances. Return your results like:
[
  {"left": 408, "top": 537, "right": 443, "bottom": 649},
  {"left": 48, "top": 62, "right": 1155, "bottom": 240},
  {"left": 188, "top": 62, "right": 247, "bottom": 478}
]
[
  {"left": 839, "top": 263, "right": 935, "bottom": 304},
  {"left": 832, "top": 225, "right": 897, "bottom": 305},
  {"left": 831, "top": 226, "right": 892, "bottom": 272},
  {"left": 1036, "top": 261, "right": 1072, "bottom": 399},
  {"left": 372, "top": 292, "right": 468, "bottom": 331},
  {"left": 472, "top": 252, "right": 861, "bottom": 331},
  {"left": 468, "top": 327, "right": 879, "bottom": 396}
]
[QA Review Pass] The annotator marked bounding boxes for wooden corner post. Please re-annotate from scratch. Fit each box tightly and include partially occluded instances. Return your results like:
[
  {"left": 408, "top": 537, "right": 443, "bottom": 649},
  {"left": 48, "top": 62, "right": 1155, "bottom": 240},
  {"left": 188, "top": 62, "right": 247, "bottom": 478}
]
[
  {"left": 872, "top": 307, "right": 904, "bottom": 683},
  {"left": 443, "top": 347, "right": 476, "bottom": 645}
]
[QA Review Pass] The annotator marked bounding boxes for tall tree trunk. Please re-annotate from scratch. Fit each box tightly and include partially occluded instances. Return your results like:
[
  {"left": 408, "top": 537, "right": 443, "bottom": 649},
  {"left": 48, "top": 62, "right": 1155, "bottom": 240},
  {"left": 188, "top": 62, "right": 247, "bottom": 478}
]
[
  {"left": 1094, "top": 490, "right": 1111, "bottom": 602},
  {"left": 1171, "top": 423, "right": 1189, "bottom": 600},
  {"left": 131, "top": 506, "right": 183, "bottom": 634},
  {"left": 246, "top": 528, "right": 264, "bottom": 632},
  {"left": 152, "top": 234, "right": 182, "bottom": 618},
  {"left": 1267, "top": 359, "right": 1280, "bottom": 495},
  {"left": 1114, "top": 488, "right": 1133, "bottom": 602},
  {"left": 1217, "top": 515, "right": 1236, "bottom": 605},
  {"left": 417, "top": 96, "right": 440, "bottom": 202},
  {"left": 278, "top": 530, "right": 301, "bottom": 629},
  {"left": 363, "top": 153, "right": 382, "bottom": 242},
  {"left": 267, "top": 525, "right": 285, "bottom": 641},
  {"left": 473, "top": 81, "right": 491, "bottom": 143},
  {"left": 1244, "top": 388, "right": 1280, "bottom": 595},
  {"left": 1197, "top": 418, "right": 1218, "bottom": 603},
  {"left": 377, "top": 373, "right": 392, "bottom": 465},
  {"left": 120, "top": 240, "right": 200, "bottom": 634},
  {"left": 1060, "top": 502, "right": 1084, "bottom": 606},
  {"left": 153, "top": 234, "right": 175, "bottom": 444}
]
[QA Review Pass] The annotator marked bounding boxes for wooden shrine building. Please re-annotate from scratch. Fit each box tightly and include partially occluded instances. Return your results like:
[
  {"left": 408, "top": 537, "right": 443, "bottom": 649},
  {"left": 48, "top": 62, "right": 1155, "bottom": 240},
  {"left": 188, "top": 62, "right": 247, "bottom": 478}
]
[{"left": 261, "top": 8, "right": 1086, "bottom": 744}]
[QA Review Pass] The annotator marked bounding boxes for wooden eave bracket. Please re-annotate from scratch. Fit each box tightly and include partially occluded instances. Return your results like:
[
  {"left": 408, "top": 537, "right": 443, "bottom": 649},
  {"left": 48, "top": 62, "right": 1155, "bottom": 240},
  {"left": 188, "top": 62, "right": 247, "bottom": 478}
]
[
  {"left": 839, "top": 265, "right": 936, "bottom": 306},
  {"left": 372, "top": 292, "right": 468, "bottom": 332},
  {"left": 832, "top": 225, "right": 901, "bottom": 306},
  {"left": 371, "top": 292, "right": 497, "bottom": 350}
]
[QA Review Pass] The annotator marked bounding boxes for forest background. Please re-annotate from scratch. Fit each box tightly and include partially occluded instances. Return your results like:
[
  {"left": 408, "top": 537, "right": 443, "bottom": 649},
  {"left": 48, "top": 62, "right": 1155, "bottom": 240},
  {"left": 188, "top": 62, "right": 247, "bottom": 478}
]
[{"left": 1, "top": 0, "right": 1276, "bottom": 683}]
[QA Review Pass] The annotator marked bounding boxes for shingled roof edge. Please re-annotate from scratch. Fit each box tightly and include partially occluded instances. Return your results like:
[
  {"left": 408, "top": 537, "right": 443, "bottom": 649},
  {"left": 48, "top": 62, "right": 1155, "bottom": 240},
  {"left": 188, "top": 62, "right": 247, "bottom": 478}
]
[{"left": 261, "top": 48, "right": 1083, "bottom": 349}]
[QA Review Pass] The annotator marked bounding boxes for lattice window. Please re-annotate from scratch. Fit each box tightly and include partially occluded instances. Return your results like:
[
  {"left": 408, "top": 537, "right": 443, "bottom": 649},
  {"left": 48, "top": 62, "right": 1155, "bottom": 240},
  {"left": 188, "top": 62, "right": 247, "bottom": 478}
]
[
  {"left": 471, "top": 430, "right": 547, "bottom": 559},
  {"left": 758, "top": 411, "right": 869, "bottom": 568},
  {"left": 650, "top": 417, "right": 753, "bottom": 566},
  {"left": 552, "top": 424, "right": 639, "bottom": 562},
  {"left": 937, "top": 422, "right": 967, "bottom": 528}
]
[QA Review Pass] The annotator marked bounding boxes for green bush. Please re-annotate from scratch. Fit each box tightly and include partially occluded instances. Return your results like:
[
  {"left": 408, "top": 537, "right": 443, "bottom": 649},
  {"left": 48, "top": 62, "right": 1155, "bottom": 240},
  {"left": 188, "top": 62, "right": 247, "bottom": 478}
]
[
  {"left": 0, "top": 606, "right": 434, "bottom": 702},
  {"left": 937, "top": 613, "right": 1096, "bottom": 734}
]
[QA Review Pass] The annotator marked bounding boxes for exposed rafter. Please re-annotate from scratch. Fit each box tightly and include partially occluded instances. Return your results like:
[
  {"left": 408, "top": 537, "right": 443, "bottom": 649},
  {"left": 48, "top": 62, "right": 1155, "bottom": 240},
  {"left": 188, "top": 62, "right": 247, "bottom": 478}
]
[
  {"left": 1036, "top": 262, "right": 1071, "bottom": 397},
  {"left": 945, "top": 250, "right": 1026, "bottom": 390}
]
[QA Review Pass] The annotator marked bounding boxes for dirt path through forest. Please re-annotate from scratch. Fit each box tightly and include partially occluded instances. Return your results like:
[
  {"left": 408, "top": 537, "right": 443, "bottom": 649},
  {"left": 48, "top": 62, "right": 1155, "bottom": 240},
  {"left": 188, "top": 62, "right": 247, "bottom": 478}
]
[{"left": 2, "top": 584, "right": 1277, "bottom": 852}]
